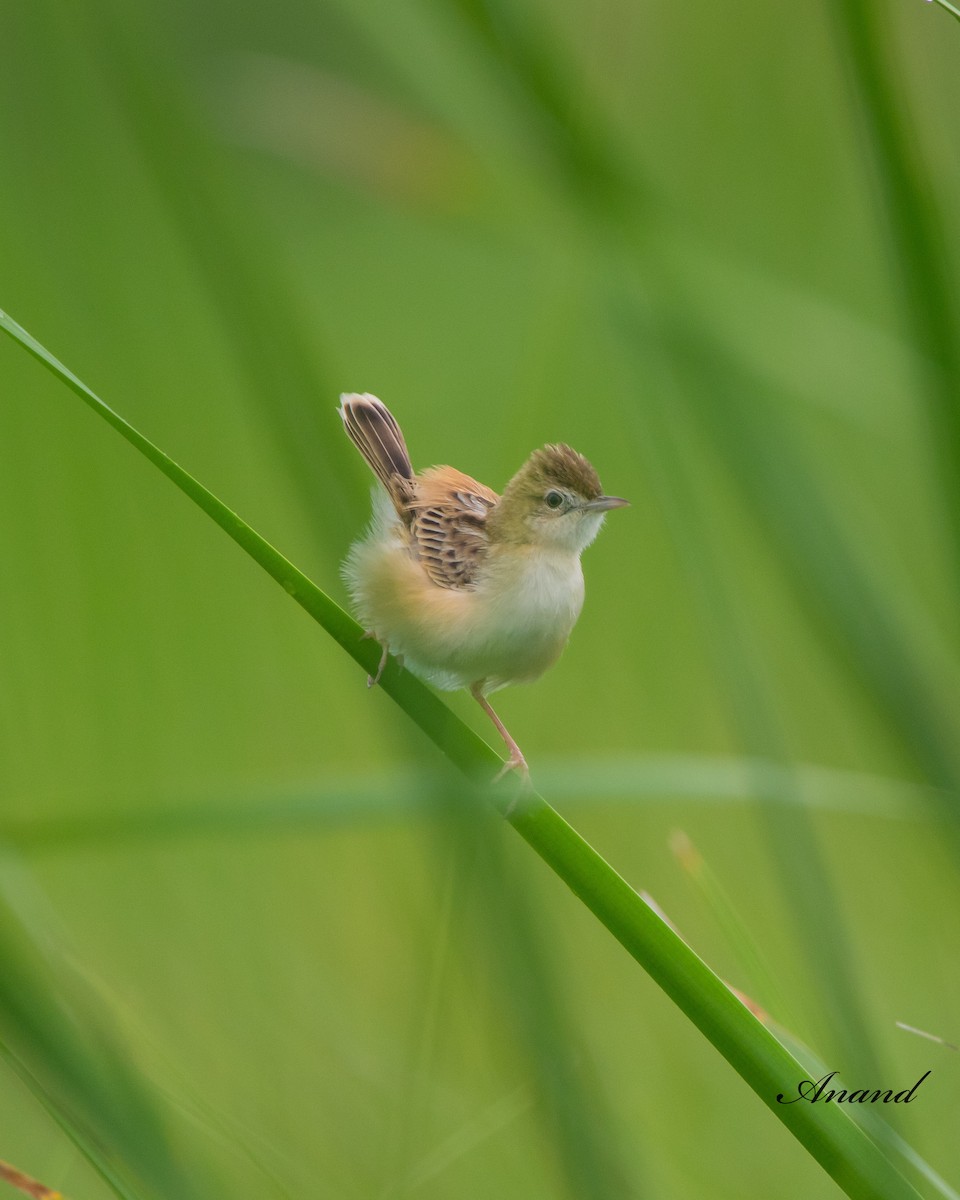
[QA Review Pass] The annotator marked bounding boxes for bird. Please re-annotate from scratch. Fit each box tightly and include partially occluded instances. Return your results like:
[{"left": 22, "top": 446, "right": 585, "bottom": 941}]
[{"left": 339, "top": 392, "right": 627, "bottom": 785}]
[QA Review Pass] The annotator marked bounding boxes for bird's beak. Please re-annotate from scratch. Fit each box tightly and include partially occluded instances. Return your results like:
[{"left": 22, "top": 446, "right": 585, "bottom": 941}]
[{"left": 584, "top": 495, "right": 630, "bottom": 512}]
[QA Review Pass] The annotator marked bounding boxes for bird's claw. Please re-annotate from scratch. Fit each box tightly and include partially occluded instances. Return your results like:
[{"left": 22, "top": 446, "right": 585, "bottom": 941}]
[
  {"left": 492, "top": 752, "right": 528, "bottom": 785},
  {"left": 364, "top": 634, "right": 390, "bottom": 688},
  {"left": 492, "top": 753, "right": 531, "bottom": 816}
]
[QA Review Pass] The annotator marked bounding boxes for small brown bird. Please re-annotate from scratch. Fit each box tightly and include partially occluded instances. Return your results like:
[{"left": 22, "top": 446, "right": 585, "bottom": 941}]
[{"left": 340, "top": 393, "right": 627, "bottom": 783}]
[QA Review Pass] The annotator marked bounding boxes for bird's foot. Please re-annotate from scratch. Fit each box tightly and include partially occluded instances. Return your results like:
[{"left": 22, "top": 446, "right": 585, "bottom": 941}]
[
  {"left": 492, "top": 751, "right": 532, "bottom": 817},
  {"left": 361, "top": 632, "right": 390, "bottom": 688},
  {"left": 492, "top": 749, "right": 528, "bottom": 785}
]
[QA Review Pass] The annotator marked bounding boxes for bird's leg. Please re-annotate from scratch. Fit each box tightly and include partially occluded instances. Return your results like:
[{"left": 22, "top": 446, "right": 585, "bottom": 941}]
[
  {"left": 361, "top": 631, "right": 390, "bottom": 688},
  {"left": 470, "top": 682, "right": 529, "bottom": 785}
]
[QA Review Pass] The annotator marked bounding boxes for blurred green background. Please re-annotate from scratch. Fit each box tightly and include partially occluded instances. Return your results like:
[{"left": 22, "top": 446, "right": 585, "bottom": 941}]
[{"left": 2, "top": 0, "right": 960, "bottom": 1196}]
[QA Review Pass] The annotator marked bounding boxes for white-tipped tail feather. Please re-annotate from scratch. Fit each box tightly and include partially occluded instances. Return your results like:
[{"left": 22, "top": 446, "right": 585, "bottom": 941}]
[{"left": 339, "top": 393, "right": 413, "bottom": 504}]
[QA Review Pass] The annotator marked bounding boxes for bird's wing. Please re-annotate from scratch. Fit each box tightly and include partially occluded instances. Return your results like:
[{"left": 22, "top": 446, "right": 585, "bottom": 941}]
[{"left": 407, "top": 468, "right": 499, "bottom": 590}]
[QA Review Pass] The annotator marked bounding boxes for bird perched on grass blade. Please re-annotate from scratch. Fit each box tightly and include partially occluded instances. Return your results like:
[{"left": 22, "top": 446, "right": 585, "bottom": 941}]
[{"left": 340, "top": 393, "right": 627, "bottom": 785}]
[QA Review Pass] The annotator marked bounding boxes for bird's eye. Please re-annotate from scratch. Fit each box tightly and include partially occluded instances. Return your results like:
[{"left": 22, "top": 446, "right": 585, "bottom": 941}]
[{"left": 545, "top": 490, "right": 564, "bottom": 510}]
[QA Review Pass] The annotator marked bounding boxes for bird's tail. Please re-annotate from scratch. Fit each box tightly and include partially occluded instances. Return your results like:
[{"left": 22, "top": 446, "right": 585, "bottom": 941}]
[{"left": 339, "top": 393, "right": 414, "bottom": 505}]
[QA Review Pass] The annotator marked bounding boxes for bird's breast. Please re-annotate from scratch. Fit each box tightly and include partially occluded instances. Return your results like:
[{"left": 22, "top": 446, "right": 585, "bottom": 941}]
[
  {"left": 481, "top": 545, "right": 585, "bottom": 631},
  {"left": 464, "top": 546, "right": 585, "bottom": 685}
]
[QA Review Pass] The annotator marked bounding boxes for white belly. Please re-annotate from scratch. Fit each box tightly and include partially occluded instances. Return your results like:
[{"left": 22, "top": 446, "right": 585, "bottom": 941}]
[{"left": 408, "top": 546, "right": 585, "bottom": 692}]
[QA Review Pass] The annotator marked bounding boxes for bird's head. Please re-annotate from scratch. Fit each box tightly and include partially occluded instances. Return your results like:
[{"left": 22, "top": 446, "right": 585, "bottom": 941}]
[{"left": 491, "top": 444, "right": 628, "bottom": 554}]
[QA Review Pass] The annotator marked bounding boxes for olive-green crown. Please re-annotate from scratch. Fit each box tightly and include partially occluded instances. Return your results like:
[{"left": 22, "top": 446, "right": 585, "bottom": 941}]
[
  {"left": 488, "top": 444, "right": 603, "bottom": 543},
  {"left": 505, "top": 443, "right": 602, "bottom": 502}
]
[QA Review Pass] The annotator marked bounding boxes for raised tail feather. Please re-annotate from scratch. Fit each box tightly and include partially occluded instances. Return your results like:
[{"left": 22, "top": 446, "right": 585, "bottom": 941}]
[{"left": 339, "top": 393, "right": 414, "bottom": 503}]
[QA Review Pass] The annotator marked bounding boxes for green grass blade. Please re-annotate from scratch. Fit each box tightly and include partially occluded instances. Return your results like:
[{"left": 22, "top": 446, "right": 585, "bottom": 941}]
[
  {"left": 0, "top": 851, "right": 209, "bottom": 1200},
  {"left": 0, "top": 309, "right": 925, "bottom": 1200},
  {"left": 508, "top": 802, "right": 921, "bottom": 1200},
  {"left": 0, "top": 306, "right": 498, "bottom": 785},
  {"left": 1, "top": 1044, "right": 141, "bottom": 1200},
  {"left": 73, "top": 3, "right": 355, "bottom": 528},
  {"left": 671, "top": 830, "right": 799, "bottom": 1034},
  {"left": 926, "top": 0, "right": 960, "bottom": 22},
  {"left": 1, "top": 756, "right": 929, "bottom": 856},
  {"left": 833, "top": 0, "right": 960, "bottom": 557},
  {"left": 644, "top": 307, "right": 960, "bottom": 816},
  {"left": 615, "top": 333, "right": 887, "bottom": 1082}
]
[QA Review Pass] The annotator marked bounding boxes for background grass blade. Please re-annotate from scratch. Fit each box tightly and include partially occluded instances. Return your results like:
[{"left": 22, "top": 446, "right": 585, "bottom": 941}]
[
  {"left": 0, "top": 755, "right": 929, "bottom": 857},
  {"left": 833, "top": 0, "right": 960, "bottom": 563},
  {"left": 0, "top": 852, "right": 211, "bottom": 1200}
]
